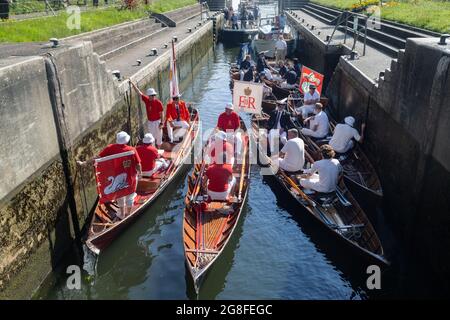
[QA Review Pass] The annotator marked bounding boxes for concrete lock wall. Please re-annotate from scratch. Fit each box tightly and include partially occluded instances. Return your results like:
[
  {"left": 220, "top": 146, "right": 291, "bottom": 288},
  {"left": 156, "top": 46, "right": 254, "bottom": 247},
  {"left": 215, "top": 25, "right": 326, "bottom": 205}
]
[
  {"left": 326, "top": 38, "right": 450, "bottom": 289},
  {"left": 0, "top": 18, "right": 214, "bottom": 298}
]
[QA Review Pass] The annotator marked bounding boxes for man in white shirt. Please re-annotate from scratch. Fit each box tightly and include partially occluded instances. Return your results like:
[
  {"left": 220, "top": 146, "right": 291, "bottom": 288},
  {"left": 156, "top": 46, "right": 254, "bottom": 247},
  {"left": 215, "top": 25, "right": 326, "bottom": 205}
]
[
  {"left": 300, "top": 144, "right": 342, "bottom": 193},
  {"left": 301, "top": 103, "right": 329, "bottom": 139},
  {"left": 329, "top": 116, "right": 365, "bottom": 153},
  {"left": 296, "top": 84, "right": 320, "bottom": 118},
  {"left": 275, "top": 35, "right": 287, "bottom": 62},
  {"left": 278, "top": 129, "right": 305, "bottom": 172}
]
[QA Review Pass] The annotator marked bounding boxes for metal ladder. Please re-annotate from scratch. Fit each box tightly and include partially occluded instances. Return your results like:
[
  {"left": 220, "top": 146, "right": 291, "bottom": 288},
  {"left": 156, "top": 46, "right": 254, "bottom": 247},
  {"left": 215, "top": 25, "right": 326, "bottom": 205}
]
[{"left": 327, "top": 10, "right": 369, "bottom": 56}]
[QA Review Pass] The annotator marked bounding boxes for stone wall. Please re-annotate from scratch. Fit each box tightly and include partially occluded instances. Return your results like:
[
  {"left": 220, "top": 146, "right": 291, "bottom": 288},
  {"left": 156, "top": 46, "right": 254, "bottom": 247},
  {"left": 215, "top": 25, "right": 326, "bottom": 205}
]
[
  {"left": 0, "top": 19, "right": 214, "bottom": 299},
  {"left": 326, "top": 38, "right": 450, "bottom": 292}
]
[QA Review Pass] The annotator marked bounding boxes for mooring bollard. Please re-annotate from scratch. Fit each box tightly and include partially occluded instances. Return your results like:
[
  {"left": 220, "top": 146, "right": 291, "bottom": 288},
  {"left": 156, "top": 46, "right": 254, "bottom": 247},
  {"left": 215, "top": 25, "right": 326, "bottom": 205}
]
[
  {"left": 326, "top": 35, "right": 331, "bottom": 42},
  {"left": 151, "top": 48, "right": 158, "bottom": 56},
  {"left": 136, "top": 59, "right": 142, "bottom": 66},
  {"left": 112, "top": 70, "right": 121, "bottom": 80},
  {"left": 173, "top": 36, "right": 178, "bottom": 42},
  {"left": 188, "top": 28, "right": 192, "bottom": 33},
  {"left": 49, "top": 38, "right": 59, "bottom": 48},
  {"left": 438, "top": 34, "right": 449, "bottom": 45},
  {"left": 163, "top": 43, "right": 168, "bottom": 49}
]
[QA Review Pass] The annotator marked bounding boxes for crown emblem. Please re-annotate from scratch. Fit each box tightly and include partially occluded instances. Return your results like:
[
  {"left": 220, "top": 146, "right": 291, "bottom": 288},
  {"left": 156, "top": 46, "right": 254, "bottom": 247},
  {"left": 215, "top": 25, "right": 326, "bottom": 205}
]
[{"left": 244, "top": 87, "right": 252, "bottom": 96}]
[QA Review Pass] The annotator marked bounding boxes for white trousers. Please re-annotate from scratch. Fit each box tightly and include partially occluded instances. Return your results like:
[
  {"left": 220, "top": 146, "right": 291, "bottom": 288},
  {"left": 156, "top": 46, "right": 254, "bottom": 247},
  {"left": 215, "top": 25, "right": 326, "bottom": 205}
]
[
  {"left": 116, "top": 192, "right": 137, "bottom": 208},
  {"left": 207, "top": 176, "right": 236, "bottom": 201},
  {"left": 275, "top": 49, "right": 286, "bottom": 62},
  {"left": 147, "top": 120, "right": 162, "bottom": 146},
  {"left": 167, "top": 120, "right": 190, "bottom": 143},
  {"left": 278, "top": 158, "right": 301, "bottom": 172},
  {"left": 268, "top": 129, "right": 287, "bottom": 153},
  {"left": 301, "top": 128, "right": 327, "bottom": 139},
  {"left": 140, "top": 159, "right": 169, "bottom": 178},
  {"left": 296, "top": 105, "right": 315, "bottom": 118},
  {"left": 334, "top": 140, "right": 354, "bottom": 154},
  {"left": 300, "top": 173, "right": 332, "bottom": 193}
]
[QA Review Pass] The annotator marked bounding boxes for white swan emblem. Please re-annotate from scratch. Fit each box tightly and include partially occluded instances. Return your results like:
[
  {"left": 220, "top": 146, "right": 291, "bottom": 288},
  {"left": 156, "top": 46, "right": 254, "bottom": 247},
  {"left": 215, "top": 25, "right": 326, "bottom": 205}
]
[{"left": 104, "top": 173, "right": 129, "bottom": 195}]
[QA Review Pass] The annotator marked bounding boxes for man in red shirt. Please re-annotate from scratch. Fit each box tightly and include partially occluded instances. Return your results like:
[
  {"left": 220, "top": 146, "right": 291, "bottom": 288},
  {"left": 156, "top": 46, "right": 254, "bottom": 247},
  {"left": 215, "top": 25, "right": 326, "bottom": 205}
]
[
  {"left": 78, "top": 131, "right": 142, "bottom": 218},
  {"left": 204, "top": 162, "right": 236, "bottom": 201},
  {"left": 166, "top": 93, "right": 190, "bottom": 143},
  {"left": 216, "top": 103, "right": 242, "bottom": 159},
  {"left": 131, "top": 83, "right": 164, "bottom": 148},
  {"left": 136, "top": 133, "right": 169, "bottom": 178},
  {"left": 208, "top": 131, "right": 235, "bottom": 165}
]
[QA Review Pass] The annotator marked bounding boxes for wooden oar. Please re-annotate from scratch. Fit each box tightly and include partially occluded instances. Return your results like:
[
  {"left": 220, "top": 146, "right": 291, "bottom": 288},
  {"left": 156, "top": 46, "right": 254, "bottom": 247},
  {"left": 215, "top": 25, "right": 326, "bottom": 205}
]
[
  {"left": 237, "top": 136, "right": 248, "bottom": 202},
  {"left": 278, "top": 169, "right": 316, "bottom": 207}
]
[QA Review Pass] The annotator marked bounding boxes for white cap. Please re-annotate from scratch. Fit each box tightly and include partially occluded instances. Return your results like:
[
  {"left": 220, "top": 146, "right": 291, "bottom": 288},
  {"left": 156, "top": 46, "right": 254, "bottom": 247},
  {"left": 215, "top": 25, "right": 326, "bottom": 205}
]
[
  {"left": 116, "top": 131, "right": 130, "bottom": 144},
  {"left": 146, "top": 88, "right": 157, "bottom": 96},
  {"left": 143, "top": 133, "right": 155, "bottom": 144},
  {"left": 172, "top": 93, "right": 182, "bottom": 98},
  {"left": 344, "top": 116, "right": 355, "bottom": 127},
  {"left": 225, "top": 103, "right": 234, "bottom": 110},
  {"left": 215, "top": 130, "right": 227, "bottom": 141}
]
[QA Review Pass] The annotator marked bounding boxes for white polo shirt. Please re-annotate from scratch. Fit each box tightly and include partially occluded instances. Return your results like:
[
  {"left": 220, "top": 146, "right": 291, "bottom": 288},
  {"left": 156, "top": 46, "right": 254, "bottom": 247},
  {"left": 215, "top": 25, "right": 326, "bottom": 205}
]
[
  {"left": 275, "top": 39, "right": 287, "bottom": 51},
  {"left": 329, "top": 123, "right": 361, "bottom": 153},
  {"left": 303, "top": 90, "right": 320, "bottom": 109},
  {"left": 280, "top": 137, "right": 305, "bottom": 171},
  {"left": 305, "top": 158, "right": 342, "bottom": 193},
  {"left": 309, "top": 111, "right": 329, "bottom": 138}
]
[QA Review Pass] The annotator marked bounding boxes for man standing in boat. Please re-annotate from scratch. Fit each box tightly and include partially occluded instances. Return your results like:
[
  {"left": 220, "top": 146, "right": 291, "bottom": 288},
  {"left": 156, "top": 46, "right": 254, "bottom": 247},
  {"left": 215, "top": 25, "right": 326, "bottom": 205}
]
[
  {"left": 329, "top": 116, "right": 366, "bottom": 154},
  {"left": 216, "top": 103, "right": 242, "bottom": 158},
  {"left": 166, "top": 93, "right": 190, "bottom": 144},
  {"left": 77, "top": 131, "right": 142, "bottom": 218},
  {"left": 300, "top": 144, "right": 342, "bottom": 193},
  {"left": 275, "top": 35, "right": 288, "bottom": 63},
  {"left": 130, "top": 83, "right": 164, "bottom": 149}
]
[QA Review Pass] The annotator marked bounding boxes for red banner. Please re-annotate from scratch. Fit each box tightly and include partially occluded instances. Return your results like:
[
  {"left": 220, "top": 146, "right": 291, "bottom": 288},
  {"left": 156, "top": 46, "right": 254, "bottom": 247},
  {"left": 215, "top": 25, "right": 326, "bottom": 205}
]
[
  {"left": 299, "top": 66, "right": 324, "bottom": 95},
  {"left": 94, "top": 151, "right": 138, "bottom": 204}
]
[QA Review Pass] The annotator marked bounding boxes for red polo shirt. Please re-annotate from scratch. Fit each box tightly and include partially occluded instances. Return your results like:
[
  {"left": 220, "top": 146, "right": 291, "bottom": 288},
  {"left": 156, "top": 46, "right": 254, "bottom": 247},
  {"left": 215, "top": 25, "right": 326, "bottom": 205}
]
[
  {"left": 166, "top": 100, "right": 190, "bottom": 123},
  {"left": 206, "top": 164, "right": 233, "bottom": 192},
  {"left": 99, "top": 144, "right": 141, "bottom": 164},
  {"left": 209, "top": 141, "right": 234, "bottom": 163},
  {"left": 217, "top": 111, "right": 240, "bottom": 131},
  {"left": 141, "top": 95, "right": 164, "bottom": 121},
  {"left": 136, "top": 144, "right": 159, "bottom": 171}
]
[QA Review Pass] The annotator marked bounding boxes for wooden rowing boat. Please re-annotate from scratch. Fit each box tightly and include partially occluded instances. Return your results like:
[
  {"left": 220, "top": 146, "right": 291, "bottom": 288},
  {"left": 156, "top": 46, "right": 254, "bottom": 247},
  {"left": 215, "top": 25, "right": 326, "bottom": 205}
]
[
  {"left": 85, "top": 109, "right": 200, "bottom": 255},
  {"left": 286, "top": 97, "right": 383, "bottom": 199},
  {"left": 183, "top": 118, "right": 250, "bottom": 294},
  {"left": 251, "top": 114, "right": 388, "bottom": 266}
]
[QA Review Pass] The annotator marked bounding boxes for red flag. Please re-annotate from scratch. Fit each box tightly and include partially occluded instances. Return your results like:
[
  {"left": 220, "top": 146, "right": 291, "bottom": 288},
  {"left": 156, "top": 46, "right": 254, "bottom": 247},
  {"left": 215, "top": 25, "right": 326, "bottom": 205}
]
[
  {"left": 94, "top": 151, "right": 138, "bottom": 204},
  {"left": 299, "top": 66, "right": 324, "bottom": 95}
]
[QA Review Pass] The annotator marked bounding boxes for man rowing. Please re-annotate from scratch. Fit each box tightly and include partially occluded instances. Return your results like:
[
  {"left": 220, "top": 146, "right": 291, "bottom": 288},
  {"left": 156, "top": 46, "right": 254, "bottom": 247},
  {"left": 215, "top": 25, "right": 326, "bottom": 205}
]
[
  {"left": 131, "top": 84, "right": 164, "bottom": 148},
  {"left": 267, "top": 103, "right": 294, "bottom": 154},
  {"left": 77, "top": 131, "right": 142, "bottom": 218},
  {"left": 300, "top": 144, "right": 342, "bottom": 194},
  {"left": 301, "top": 103, "right": 329, "bottom": 139},
  {"left": 136, "top": 133, "right": 169, "bottom": 178},
  {"left": 166, "top": 93, "right": 190, "bottom": 144},
  {"left": 277, "top": 129, "right": 305, "bottom": 172},
  {"left": 217, "top": 103, "right": 242, "bottom": 157},
  {"left": 329, "top": 116, "right": 365, "bottom": 154}
]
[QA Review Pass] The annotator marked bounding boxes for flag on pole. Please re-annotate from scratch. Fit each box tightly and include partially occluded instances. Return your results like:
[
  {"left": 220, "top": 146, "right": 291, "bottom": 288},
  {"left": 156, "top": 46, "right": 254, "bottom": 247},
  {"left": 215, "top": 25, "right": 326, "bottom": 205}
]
[
  {"left": 94, "top": 151, "right": 138, "bottom": 204},
  {"left": 233, "top": 80, "right": 264, "bottom": 114},
  {"left": 169, "top": 41, "right": 180, "bottom": 98},
  {"left": 299, "top": 66, "right": 324, "bottom": 95}
]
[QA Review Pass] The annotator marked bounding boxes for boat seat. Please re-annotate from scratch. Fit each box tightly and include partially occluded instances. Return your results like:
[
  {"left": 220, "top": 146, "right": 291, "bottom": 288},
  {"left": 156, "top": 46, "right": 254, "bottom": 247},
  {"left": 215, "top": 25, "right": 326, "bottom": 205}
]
[
  {"left": 137, "top": 177, "right": 161, "bottom": 194},
  {"left": 313, "top": 192, "right": 338, "bottom": 206}
]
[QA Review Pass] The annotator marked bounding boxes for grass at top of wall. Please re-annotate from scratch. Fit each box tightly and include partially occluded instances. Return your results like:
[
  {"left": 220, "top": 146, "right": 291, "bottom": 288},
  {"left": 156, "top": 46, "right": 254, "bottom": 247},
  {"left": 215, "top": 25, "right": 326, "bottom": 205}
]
[
  {"left": 0, "top": 0, "right": 197, "bottom": 43},
  {"left": 311, "top": 0, "right": 450, "bottom": 33}
]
